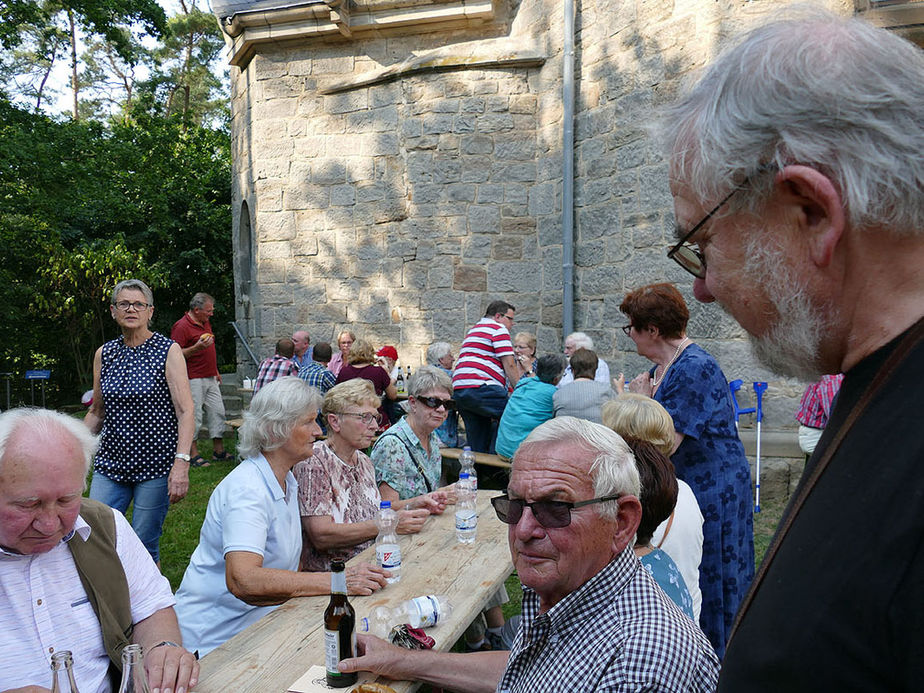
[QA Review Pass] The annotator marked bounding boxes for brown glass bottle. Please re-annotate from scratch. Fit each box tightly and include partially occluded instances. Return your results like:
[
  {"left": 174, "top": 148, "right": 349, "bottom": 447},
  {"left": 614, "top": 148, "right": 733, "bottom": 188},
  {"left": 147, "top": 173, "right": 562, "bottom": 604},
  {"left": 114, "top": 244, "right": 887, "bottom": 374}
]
[{"left": 324, "top": 560, "right": 357, "bottom": 688}]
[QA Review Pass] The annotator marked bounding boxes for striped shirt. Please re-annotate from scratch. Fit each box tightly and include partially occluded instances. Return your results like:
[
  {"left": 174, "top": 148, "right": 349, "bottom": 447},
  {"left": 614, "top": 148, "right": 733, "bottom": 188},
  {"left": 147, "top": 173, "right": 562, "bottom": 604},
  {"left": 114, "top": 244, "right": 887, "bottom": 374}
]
[
  {"left": 795, "top": 374, "right": 844, "bottom": 429},
  {"left": 452, "top": 317, "right": 514, "bottom": 390},
  {"left": 498, "top": 548, "right": 719, "bottom": 692}
]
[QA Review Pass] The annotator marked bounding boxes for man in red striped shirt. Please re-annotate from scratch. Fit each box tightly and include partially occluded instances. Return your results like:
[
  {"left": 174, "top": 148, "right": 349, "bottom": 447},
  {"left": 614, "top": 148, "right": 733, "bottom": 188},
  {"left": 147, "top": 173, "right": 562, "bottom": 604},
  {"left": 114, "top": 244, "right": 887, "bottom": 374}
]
[{"left": 451, "top": 300, "right": 521, "bottom": 453}]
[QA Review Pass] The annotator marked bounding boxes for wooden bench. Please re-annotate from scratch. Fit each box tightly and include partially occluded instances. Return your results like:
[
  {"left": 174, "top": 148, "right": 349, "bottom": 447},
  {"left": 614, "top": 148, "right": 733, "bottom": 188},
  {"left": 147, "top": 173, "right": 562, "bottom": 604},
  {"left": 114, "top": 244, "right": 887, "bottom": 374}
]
[{"left": 440, "top": 446, "right": 511, "bottom": 470}]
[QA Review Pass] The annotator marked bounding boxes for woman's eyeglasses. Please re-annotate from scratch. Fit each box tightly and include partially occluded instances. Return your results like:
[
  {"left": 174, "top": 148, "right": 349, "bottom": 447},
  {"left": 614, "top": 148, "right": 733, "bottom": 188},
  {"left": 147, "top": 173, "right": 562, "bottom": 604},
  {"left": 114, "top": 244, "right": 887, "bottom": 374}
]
[
  {"left": 114, "top": 301, "right": 151, "bottom": 312},
  {"left": 340, "top": 411, "right": 382, "bottom": 426},
  {"left": 490, "top": 493, "right": 622, "bottom": 529},
  {"left": 415, "top": 396, "right": 455, "bottom": 411}
]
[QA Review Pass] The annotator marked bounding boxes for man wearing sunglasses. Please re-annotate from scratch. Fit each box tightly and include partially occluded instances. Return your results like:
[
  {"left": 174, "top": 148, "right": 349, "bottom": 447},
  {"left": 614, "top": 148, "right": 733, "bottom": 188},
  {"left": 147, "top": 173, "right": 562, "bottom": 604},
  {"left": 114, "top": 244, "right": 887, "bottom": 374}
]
[
  {"left": 662, "top": 8, "right": 924, "bottom": 691},
  {"left": 339, "top": 418, "right": 719, "bottom": 691}
]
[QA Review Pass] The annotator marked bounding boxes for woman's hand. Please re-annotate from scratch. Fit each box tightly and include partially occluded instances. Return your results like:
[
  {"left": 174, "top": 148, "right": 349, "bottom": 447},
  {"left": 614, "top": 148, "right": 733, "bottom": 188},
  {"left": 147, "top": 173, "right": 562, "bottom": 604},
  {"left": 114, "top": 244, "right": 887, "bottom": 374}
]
[
  {"left": 345, "top": 563, "right": 390, "bottom": 595},
  {"left": 436, "top": 484, "right": 458, "bottom": 505},
  {"left": 612, "top": 373, "right": 626, "bottom": 393},
  {"left": 628, "top": 371, "right": 653, "bottom": 396},
  {"left": 396, "top": 508, "right": 430, "bottom": 534},
  {"left": 167, "top": 460, "right": 190, "bottom": 503},
  {"left": 415, "top": 491, "right": 448, "bottom": 515}
]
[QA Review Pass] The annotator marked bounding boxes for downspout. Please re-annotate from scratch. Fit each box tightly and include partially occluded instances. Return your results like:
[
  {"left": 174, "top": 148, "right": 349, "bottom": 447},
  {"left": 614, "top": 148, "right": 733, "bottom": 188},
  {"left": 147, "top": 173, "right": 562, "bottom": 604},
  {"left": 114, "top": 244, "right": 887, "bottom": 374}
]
[{"left": 561, "top": 0, "right": 575, "bottom": 337}]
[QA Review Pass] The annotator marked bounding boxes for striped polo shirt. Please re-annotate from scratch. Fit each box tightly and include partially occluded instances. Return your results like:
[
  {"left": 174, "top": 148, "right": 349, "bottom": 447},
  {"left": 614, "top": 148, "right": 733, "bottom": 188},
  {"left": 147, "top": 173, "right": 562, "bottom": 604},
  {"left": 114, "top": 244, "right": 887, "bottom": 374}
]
[{"left": 452, "top": 317, "right": 514, "bottom": 389}]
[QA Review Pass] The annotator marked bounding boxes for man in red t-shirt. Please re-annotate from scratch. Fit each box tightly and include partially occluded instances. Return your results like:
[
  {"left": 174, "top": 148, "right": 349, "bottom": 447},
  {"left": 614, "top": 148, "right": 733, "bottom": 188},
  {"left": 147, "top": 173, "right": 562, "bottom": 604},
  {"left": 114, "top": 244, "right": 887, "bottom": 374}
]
[{"left": 171, "top": 293, "right": 230, "bottom": 465}]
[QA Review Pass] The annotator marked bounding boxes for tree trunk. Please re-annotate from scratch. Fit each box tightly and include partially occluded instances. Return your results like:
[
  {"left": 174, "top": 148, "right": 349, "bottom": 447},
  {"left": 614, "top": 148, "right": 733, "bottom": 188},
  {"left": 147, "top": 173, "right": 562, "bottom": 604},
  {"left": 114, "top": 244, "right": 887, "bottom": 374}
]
[{"left": 68, "top": 9, "right": 79, "bottom": 120}]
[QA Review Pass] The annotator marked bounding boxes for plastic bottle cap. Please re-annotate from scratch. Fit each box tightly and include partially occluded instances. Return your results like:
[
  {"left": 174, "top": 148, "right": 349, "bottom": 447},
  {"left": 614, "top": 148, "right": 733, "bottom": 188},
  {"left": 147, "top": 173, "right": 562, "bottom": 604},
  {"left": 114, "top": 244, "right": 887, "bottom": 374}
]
[
  {"left": 463, "top": 446, "right": 472, "bottom": 451},
  {"left": 459, "top": 472, "right": 469, "bottom": 479},
  {"left": 380, "top": 501, "right": 391, "bottom": 509}
]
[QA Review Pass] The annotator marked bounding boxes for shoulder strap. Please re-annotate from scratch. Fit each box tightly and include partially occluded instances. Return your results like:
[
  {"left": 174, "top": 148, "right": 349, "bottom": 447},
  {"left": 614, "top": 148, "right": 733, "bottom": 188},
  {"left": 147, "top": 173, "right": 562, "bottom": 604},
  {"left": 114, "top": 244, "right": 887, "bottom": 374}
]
[
  {"left": 373, "top": 429, "right": 434, "bottom": 494},
  {"left": 654, "top": 510, "right": 675, "bottom": 549},
  {"left": 69, "top": 499, "right": 134, "bottom": 677},
  {"left": 729, "top": 316, "right": 924, "bottom": 644}
]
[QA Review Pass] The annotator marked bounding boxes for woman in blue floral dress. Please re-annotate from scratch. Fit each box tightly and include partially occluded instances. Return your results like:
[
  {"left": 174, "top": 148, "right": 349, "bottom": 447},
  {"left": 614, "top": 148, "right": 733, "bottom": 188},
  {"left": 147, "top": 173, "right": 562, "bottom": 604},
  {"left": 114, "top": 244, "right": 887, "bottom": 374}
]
[{"left": 621, "top": 282, "right": 753, "bottom": 658}]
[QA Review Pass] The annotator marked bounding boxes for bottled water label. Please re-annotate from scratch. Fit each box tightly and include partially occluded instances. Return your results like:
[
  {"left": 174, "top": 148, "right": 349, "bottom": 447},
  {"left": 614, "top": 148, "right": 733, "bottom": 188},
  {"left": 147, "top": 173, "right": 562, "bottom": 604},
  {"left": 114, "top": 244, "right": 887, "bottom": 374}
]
[
  {"left": 410, "top": 595, "right": 445, "bottom": 627},
  {"left": 376, "top": 542, "right": 402, "bottom": 583},
  {"left": 455, "top": 509, "right": 477, "bottom": 531}
]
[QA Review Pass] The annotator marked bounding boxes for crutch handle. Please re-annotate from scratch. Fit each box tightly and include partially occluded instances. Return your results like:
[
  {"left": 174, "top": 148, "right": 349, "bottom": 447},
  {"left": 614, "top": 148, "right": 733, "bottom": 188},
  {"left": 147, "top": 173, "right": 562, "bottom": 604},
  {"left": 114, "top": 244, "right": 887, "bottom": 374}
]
[{"left": 753, "top": 381, "right": 768, "bottom": 422}]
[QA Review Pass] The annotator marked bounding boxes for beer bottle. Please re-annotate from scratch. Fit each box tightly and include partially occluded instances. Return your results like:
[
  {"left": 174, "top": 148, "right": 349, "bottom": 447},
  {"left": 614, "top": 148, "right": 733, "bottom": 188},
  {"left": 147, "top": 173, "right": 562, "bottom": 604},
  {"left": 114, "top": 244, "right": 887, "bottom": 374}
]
[{"left": 324, "top": 560, "right": 357, "bottom": 688}]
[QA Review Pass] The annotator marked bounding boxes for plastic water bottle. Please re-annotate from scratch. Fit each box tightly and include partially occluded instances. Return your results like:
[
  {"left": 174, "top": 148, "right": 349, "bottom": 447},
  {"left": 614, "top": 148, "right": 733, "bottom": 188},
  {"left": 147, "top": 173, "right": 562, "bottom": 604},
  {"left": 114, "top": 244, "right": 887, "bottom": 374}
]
[
  {"left": 459, "top": 445, "right": 477, "bottom": 491},
  {"left": 359, "top": 595, "right": 453, "bottom": 639},
  {"left": 375, "top": 501, "right": 401, "bottom": 583},
  {"left": 455, "top": 473, "right": 477, "bottom": 544}
]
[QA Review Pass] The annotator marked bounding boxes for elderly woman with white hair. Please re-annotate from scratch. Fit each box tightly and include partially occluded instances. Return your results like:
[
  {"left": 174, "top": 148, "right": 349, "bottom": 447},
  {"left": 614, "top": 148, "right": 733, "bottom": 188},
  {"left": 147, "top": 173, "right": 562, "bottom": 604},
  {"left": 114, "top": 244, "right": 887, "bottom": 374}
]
[
  {"left": 174, "top": 377, "right": 388, "bottom": 657},
  {"left": 558, "top": 331, "right": 616, "bottom": 387},
  {"left": 426, "top": 341, "right": 459, "bottom": 447}
]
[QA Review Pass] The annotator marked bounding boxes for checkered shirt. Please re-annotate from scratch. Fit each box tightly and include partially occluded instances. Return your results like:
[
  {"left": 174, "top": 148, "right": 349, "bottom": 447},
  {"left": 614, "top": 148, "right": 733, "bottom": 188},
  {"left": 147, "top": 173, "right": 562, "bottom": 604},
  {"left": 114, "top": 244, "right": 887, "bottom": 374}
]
[
  {"left": 253, "top": 355, "right": 299, "bottom": 393},
  {"left": 795, "top": 374, "right": 844, "bottom": 429},
  {"left": 498, "top": 548, "right": 719, "bottom": 693},
  {"left": 297, "top": 360, "right": 337, "bottom": 393}
]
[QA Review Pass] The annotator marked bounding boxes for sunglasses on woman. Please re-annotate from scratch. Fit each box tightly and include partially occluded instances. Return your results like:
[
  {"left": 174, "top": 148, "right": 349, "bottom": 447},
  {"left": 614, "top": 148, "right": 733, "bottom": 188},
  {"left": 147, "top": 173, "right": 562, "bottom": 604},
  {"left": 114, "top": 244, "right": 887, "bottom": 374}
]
[
  {"left": 490, "top": 493, "right": 622, "bottom": 529},
  {"left": 414, "top": 396, "right": 455, "bottom": 411}
]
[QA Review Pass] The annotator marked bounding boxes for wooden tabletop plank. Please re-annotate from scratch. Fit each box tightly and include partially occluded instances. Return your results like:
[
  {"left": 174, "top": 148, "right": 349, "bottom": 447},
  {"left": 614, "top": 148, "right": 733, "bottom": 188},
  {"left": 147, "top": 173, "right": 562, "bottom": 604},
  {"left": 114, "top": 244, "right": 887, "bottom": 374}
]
[{"left": 194, "top": 489, "right": 513, "bottom": 693}]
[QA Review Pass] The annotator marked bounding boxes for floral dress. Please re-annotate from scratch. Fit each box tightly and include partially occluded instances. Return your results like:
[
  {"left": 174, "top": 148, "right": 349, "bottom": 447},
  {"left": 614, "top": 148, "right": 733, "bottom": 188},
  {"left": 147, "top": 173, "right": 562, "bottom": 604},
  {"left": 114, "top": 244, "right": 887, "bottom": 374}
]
[{"left": 654, "top": 344, "right": 754, "bottom": 658}]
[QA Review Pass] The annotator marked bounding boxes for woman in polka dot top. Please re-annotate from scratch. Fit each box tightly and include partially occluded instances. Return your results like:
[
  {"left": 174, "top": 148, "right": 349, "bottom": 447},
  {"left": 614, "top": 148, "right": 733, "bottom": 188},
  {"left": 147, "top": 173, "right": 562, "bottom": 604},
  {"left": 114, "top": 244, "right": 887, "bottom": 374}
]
[{"left": 85, "top": 279, "right": 195, "bottom": 563}]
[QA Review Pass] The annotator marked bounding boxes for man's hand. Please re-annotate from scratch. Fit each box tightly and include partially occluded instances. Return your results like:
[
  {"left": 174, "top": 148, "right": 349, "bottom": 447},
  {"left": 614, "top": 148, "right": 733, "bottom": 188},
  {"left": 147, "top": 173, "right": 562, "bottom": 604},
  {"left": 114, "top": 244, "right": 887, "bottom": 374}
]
[
  {"left": 144, "top": 642, "right": 199, "bottom": 693},
  {"left": 167, "top": 461, "right": 190, "bottom": 503},
  {"left": 345, "top": 563, "right": 390, "bottom": 595},
  {"left": 338, "top": 634, "right": 410, "bottom": 680},
  {"left": 194, "top": 334, "right": 214, "bottom": 351},
  {"left": 396, "top": 508, "right": 429, "bottom": 534}
]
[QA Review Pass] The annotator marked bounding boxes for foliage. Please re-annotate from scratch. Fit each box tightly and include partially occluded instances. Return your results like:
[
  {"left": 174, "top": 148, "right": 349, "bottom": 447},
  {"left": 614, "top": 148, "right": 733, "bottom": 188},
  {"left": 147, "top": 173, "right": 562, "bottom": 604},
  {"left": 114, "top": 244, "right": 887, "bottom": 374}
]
[
  {"left": 0, "top": 96, "right": 232, "bottom": 406},
  {"left": 0, "top": 0, "right": 167, "bottom": 63}
]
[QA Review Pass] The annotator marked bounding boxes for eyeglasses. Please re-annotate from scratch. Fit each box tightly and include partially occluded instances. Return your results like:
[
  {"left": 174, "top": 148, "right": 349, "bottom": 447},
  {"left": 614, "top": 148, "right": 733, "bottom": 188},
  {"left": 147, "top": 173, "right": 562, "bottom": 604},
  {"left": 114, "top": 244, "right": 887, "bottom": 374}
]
[
  {"left": 500, "top": 313, "right": 515, "bottom": 322},
  {"left": 339, "top": 411, "right": 382, "bottom": 427},
  {"left": 114, "top": 301, "right": 151, "bottom": 312},
  {"left": 621, "top": 324, "right": 633, "bottom": 336},
  {"left": 414, "top": 396, "right": 455, "bottom": 411},
  {"left": 491, "top": 493, "right": 622, "bottom": 529},
  {"left": 667, "top": 174, "right": 758, "bottom": 279}
]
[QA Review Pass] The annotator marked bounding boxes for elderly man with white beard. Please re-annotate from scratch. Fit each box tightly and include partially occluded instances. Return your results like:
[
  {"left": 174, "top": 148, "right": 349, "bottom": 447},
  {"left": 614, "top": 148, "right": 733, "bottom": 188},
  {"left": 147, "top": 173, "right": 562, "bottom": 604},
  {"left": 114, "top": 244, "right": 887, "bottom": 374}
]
[{"left": 661, "top": 7, "right": 924, "bottom": 690}]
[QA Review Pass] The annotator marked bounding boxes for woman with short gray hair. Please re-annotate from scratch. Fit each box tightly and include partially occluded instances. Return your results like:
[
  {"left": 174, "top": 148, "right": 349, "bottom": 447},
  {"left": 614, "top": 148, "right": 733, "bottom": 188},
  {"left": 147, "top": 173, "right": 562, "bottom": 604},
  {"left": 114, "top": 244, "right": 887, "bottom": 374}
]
[
  {"left": 371, "top": 366, "right": 458, "bottom": 504},
  {"left": 175, "top": 377, "right": 388, "bottom": 657},
  {"left": 426, "top": 341, "right": 459, "bottom": 447},
  {"left": 85, "top": 278, "right": 194, "bottom": 564}
]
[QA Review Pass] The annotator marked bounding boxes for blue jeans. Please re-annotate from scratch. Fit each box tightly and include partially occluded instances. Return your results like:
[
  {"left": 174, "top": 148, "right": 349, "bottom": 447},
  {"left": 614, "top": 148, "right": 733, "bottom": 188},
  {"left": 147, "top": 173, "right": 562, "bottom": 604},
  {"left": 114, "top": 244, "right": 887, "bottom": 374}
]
[
  {"left": 89, "top": 473, "right": 169, "bottom": 563},
  {"left": 453, "top": 385, "right": 509, "bottom": 453}
]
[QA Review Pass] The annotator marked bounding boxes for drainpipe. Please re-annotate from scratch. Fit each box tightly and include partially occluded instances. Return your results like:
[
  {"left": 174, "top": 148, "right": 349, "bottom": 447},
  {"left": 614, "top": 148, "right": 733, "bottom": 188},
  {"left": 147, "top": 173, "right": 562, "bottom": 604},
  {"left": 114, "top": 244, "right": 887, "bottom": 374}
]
[{"left": 561, "top": 0, "right": 575, "bottom": 337}]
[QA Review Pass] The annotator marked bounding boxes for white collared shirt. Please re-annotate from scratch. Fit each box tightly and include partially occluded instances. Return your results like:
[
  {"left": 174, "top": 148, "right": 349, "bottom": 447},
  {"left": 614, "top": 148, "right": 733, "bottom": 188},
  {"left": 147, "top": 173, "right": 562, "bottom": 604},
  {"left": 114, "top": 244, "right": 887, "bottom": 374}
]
[
  {"left": 557, "top": 359, "right": 612, "bottom": 388},
  {"left": 0, "top": 509, "right": 175, "bottom": 692}
]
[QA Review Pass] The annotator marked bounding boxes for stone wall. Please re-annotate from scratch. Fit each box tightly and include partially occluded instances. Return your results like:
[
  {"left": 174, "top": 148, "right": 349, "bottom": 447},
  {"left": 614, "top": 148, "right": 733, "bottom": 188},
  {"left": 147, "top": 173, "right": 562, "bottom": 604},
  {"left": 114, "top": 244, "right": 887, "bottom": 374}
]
[{"left": 225, "top": 0, "right": 853, "bottom": 427}]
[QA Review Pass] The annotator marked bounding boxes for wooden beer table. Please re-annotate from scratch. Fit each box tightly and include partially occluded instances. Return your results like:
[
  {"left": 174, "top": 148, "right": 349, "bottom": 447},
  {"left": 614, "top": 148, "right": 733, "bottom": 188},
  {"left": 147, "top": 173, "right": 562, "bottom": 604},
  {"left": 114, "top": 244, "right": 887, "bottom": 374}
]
[{"left": 194, "top": 489, "right": 514, "bottom": 692}]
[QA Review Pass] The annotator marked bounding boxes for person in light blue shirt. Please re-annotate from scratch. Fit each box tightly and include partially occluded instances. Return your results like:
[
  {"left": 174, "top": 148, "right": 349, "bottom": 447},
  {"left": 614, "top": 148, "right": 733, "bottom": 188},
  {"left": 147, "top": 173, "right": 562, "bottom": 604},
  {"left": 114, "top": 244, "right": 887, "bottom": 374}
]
[
  {"left": 174, "top": 377, "right": 388, "bottom": 656},
  {"left": 495, "top": 354, "right": 567, "bottom": 459}
]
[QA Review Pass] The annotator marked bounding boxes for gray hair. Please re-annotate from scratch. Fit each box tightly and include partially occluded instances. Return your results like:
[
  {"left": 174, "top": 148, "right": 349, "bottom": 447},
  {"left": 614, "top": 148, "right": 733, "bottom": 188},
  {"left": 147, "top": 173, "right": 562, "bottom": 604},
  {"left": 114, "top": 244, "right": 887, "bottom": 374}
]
[
  {"left": 0, "top": 408, "right": 98, "bottom": 481},
  {"left": 408, "top": 365, "right": 452, "bottom": 398},
  {"left": 189, "top": 292, "right": 214, "bottom": 310},
  {"left": 566, "top": 332, "right": 594, "bottom": 350},
  {"left": 515, "top": 417, "right": 640, "bottom": 520},
  {"left": 111, "top": 279, "right": 153, "bottom": 306},
  {"left": 426, "top": 342, "right": 451, "bottom": 366},
  {"left": 238, "top": 377, "right": 323, "bottom": 458},
  {"left": 536, "top": 354, "right": 567, "bottom": 384},
  {"left": 660, "top": 7, "right": 924, "bottom": 236}
]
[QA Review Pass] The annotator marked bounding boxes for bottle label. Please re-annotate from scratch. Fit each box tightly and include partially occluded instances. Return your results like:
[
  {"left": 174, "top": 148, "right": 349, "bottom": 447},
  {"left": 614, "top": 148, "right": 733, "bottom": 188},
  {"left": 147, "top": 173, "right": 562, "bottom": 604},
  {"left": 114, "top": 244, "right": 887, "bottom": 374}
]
[
  {"left": 376, "top": 543, "right": 402, "bottom": 570},
  {"left": 324, "top": 629, "right": 341, "bottom": 675},
  {"left": 410, "top": 595, "right": 443, "bottom": 627},
  {"left": 455, "top": 509, "right": 477, "bottom": 531}
]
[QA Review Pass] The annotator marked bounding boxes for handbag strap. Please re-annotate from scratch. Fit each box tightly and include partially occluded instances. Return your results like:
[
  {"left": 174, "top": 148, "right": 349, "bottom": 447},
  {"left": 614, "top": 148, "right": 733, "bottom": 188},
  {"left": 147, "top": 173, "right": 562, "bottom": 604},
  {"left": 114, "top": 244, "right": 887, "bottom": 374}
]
[
  {"left": 373, "top": 431, "right": 434, "bottom": 494},
  {"left": 728, "top": 315, "right": 924, "bottom": 644},
  {"left": 654, "top": 510, "right": 675, "bottom": 549}
]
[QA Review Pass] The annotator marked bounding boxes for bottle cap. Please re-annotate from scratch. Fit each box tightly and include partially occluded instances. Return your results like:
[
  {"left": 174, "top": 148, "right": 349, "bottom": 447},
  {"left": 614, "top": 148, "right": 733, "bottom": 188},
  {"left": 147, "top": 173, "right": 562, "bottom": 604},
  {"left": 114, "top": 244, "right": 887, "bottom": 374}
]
[
  {"left": 463, "top": 445, "right": 472, "bottom": 451},
  {"left": 459, "top": 472, "right": 469, "bottom": 479},
  {"left": 380, "top": 500, "right": 391, "bottom": 509}
]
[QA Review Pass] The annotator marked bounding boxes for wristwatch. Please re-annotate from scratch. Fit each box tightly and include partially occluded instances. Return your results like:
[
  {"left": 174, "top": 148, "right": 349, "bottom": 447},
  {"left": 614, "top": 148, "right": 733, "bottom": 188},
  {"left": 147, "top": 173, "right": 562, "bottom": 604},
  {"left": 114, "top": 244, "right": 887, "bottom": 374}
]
[{"left": 174, "top": 453, "right": 191, "bottom": 462}]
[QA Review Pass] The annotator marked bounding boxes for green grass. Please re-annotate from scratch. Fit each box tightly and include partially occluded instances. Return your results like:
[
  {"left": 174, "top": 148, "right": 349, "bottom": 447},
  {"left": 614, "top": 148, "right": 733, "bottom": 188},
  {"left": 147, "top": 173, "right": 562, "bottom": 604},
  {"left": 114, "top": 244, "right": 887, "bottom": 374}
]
[{"left": 158, "top": 439, "right": 239, "bottom": 589}]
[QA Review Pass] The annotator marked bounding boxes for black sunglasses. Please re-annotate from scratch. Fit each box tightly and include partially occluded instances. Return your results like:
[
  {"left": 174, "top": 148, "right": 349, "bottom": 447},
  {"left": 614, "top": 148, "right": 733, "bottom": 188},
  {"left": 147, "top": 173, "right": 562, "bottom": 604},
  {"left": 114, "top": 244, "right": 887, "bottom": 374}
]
[
  {"left": 415, "top": 395, "right": 455, "bottom": 411},
  {"left": 491, "top": 493, "right": 622, "bottom": 529}
]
